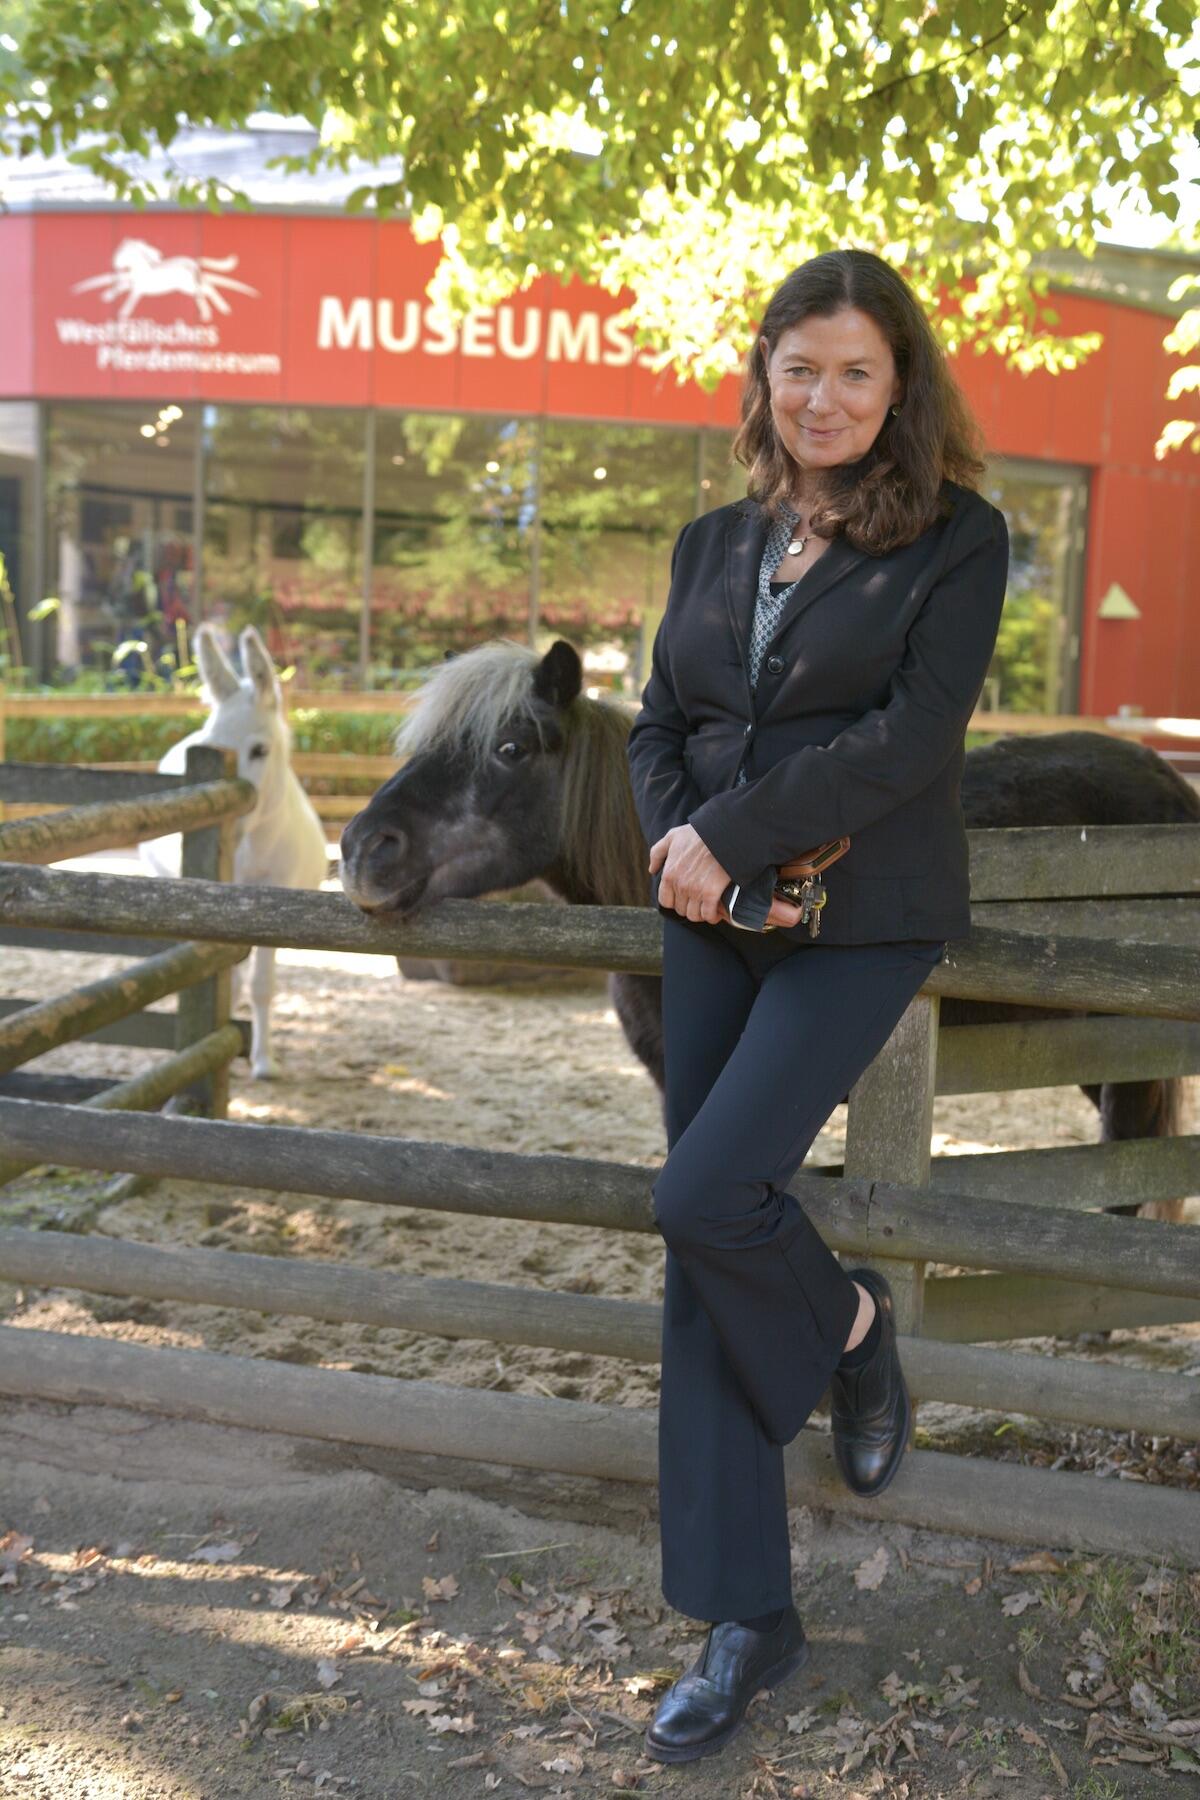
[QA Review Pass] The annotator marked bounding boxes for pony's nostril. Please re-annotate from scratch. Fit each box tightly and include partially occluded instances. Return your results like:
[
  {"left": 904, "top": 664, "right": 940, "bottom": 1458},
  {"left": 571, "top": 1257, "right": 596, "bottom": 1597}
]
[{"left": 364, "top": 827, "right": 405, "bottom": 859}]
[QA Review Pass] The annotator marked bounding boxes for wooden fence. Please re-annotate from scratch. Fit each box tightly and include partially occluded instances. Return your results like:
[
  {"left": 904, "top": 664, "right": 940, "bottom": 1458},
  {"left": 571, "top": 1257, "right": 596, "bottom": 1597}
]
[
  {"left": 0, "top": 776, "right": 1197, "bottom": 1561},
  {"left": 0, "top": 748, "right": 254, "bottom": 1118}
]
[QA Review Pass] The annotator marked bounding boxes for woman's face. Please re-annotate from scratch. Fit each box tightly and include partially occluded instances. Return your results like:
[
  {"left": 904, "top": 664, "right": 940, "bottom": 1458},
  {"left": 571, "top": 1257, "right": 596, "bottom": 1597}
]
[{"left": 761, "top": 307, "right": 903, "bottom": 489}]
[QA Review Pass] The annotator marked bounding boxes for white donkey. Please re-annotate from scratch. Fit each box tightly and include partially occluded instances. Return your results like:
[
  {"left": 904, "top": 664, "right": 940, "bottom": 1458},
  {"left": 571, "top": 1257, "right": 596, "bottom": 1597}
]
[{"left": 140, "top": 624, "right": 328, "bottom": 1078}]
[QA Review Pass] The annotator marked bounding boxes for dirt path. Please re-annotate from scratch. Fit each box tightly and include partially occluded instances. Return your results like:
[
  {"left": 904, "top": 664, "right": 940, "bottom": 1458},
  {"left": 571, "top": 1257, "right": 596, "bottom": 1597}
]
[
  {"left": 1, "top": 880, "right": 1198, "bottom": 1796},
  {"left": 2, "top": 1403, "right": 1198, "bottom": 1799}
]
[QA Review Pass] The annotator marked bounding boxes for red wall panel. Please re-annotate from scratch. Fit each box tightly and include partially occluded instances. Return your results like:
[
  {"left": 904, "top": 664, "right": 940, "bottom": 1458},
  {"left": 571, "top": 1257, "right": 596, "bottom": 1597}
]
[
  {"left": 6, "top": 209, "right": 1199, "bottom": 719},
  {"left": 0, "top": 216, "right": 35, "bottom": 397}
]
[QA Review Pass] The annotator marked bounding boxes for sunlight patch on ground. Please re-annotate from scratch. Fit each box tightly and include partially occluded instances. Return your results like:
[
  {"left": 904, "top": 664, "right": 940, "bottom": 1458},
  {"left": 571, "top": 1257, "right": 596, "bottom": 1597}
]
[
  {"left": 0, "top": 1740, "right": 194, "bottom": 1798},
  {"left": 379, "top": 1075, "right": 455, "bottom": 1101},
  {"left": 274, "top": 946, "right": 401, "bottom": 978},
  {"left": 930, "top": 1130, "right": 1005, "bottom": 1156}
]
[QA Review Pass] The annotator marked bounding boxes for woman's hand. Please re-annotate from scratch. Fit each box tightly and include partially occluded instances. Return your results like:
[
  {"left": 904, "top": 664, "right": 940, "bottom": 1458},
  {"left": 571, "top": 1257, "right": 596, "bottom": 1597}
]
[{"left": 649, "top": 825, "right": 806, "bottom": 929}]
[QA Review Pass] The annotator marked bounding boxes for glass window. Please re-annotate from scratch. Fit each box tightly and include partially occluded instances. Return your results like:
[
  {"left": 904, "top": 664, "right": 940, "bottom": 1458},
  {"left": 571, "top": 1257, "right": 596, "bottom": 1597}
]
[
  {"left": 0, "top": 402, "right": 38, "bottom": 682},
  {"left": 981, "top": 462, "right": 1087, "bottom": 715},
  {"left": 370, "top": 412, "right": 538, "bottom": 681},
  {"left": 202, "top": 406, "right": 367, "bottom": 690},
  {"left": 45, "top": 402, "right": 196, "bottom": 684},
  {"left": 699, "top": 428, "right": 747, "bottom": 512},
  {"left": 539, "top": 422, "right": 699, "bottom": 698}
]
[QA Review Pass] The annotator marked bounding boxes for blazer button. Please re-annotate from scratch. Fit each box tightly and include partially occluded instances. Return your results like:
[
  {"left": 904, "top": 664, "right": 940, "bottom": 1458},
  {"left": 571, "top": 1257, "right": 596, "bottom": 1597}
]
[
  {"left": 743, "top": 722, "right": 753, "bottom": 735},
  {"left": 765, "top": 654, "right": 785, "bottom": 674}
]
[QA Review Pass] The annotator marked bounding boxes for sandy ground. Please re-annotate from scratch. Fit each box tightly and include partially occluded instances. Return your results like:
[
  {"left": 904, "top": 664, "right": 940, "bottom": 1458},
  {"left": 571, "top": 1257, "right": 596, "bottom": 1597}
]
[{"left": 1, "top": 856, "right": 1198, "bottom": 1796}]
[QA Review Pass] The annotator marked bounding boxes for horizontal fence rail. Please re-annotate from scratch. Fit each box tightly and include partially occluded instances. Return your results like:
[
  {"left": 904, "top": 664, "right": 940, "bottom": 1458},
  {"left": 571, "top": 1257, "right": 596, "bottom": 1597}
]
[
  {"left": 0, "top": 765, "right": 200, "bottom": 803},
  {"left": 0, "top": 997, "right": 249, "bottom": 1057},
  {"left": 1, "top": 865, "right": 1198, "bottom": 1018},
  {"left": 0, "top": 1227, "right": 1194, "bottom": 1442},
  {"left": 934, "top": 1015, "right": 1200, "bottom": 1092},
  {"left": 0, "top": 779, "right": 256, "bottom": 865},
  {"left": 0, "top": 941, "right": 248, "bottom": 1076},
  {"left": 0, "top": 1326, "right": 1194, "bottom": 1563},
  {"left": 0, "top": 1100, "right": 1196, "bottom": 1301},
  {"left": 0, "top": 1026, "right": 242, "bottom": 1186},
  {"left": 964, "top": 824, "right": 1199, "bottom": 900}
]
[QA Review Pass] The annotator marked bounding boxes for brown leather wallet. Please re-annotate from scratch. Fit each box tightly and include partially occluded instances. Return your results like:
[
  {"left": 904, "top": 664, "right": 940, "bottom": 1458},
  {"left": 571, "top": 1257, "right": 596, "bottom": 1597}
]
[{"left": 774, "top": 835, "right": 850, "bottom": 900}]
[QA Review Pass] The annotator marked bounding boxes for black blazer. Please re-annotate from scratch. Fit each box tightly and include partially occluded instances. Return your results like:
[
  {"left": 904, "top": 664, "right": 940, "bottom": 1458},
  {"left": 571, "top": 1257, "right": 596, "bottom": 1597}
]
[{"left": 626, "top": 480, "right": 1010, "bottom": 944}]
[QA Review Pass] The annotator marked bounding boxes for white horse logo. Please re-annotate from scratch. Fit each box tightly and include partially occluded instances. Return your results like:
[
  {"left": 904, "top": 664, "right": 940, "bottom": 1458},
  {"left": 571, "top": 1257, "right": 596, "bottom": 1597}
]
[{"left": 72, "top": 238, "right": 259, "bottom": 322}]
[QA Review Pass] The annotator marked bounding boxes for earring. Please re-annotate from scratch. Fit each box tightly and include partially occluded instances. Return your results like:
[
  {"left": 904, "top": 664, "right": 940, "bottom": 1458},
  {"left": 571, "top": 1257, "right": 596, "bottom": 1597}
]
[{"left": 890, "top": 403, "right": 902, "bottom": 416}]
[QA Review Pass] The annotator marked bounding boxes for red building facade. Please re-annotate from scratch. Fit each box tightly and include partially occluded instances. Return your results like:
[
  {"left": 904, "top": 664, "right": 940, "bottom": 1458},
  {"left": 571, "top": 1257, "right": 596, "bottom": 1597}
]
[{"left": 0, "top": 208, "right": 1195, "bottom": 718}]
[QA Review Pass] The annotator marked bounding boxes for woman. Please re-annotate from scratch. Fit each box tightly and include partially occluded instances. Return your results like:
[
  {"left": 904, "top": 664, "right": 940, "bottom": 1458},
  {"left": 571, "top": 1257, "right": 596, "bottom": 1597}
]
[{"left": 626, "top": 248, "right": 1009, "bottom": 1765}]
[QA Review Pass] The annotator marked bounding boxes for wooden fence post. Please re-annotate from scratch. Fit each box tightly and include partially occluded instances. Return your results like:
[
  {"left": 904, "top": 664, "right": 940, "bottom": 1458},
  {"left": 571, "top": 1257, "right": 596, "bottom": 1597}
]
[
  {"left": 842, "top": 986, "right": 941, "bottom": 1416},
  {"left": 176, "top": 744, "right": 239, "bottom": 1117}
]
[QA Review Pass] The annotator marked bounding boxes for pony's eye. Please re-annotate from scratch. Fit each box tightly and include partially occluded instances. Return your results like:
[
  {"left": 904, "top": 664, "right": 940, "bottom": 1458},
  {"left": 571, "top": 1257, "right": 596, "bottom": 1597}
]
[
  {"left": 247, "top": 742, "right": 268, "bottom": 761},
  {"left": 495, "top": 740, "right": 524, "bottom": 761}
]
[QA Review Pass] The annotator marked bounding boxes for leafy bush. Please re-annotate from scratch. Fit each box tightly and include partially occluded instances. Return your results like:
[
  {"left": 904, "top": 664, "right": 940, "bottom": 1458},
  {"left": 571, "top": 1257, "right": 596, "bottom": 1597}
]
[{"left": 5, "top": 708, "right": 405, "bottom": 765}]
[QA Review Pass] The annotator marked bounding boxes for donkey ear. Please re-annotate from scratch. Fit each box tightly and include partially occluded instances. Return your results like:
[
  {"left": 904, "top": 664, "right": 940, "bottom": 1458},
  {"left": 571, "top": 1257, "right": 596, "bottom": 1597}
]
[
  {"left": 531, "top": 640, "right": 582, "bottom": 711},
  {"left": 195, "top": 624, "right": 241, "bottom": 705},
  {"left": 239, "top": 626, "right": 282, "bottom": 710}
]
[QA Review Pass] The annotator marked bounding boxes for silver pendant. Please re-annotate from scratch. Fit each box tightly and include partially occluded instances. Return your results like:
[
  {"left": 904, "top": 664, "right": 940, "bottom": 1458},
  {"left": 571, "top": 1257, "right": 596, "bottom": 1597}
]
[{"left": 786, "top": 534, "right": 808, "bottom": 556}]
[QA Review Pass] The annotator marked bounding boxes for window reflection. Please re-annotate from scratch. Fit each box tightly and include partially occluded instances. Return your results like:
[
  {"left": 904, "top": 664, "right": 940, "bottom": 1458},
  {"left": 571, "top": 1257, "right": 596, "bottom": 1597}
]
[
  {"left": 202, "top": 407, "right": 366, "bottom": 689},
  {"left": 31, "top": 406, "right": 1085, "bottom": 714},
  {"left": 371, "top": 413, "right": 536, "bottom": 680},
  {"left": 46, "top": 402, "right": 196, "bottom": 683},
  {"left": 0, "top": 402, "right": 38, "bottom": 680},
  {"left": 982, "top": 465, "right": 1086, "bottom": 714},
  {"left": 698, "top": 429, "right": 745, "bottom": 512},
  {"left": 539, "top": 422, "right": 698, "bottom": 695}
]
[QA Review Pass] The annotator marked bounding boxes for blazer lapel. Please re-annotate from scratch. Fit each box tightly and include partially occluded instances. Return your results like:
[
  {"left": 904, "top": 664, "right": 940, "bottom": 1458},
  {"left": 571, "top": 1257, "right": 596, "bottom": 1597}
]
[
  {"left": 723, "top": 504, "right": 768, "bottom": 674},
  {"left": 723, "top": 504, "right": 868, "bottom": 674},
  {"left": 769, "top": 535, "right": 868, "bottom": 648}
]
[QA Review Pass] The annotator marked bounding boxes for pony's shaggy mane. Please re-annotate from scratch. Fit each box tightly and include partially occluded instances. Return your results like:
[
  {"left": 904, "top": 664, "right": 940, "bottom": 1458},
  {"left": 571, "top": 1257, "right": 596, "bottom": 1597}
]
[
  {"left": 395, "top": 639, "right": 649, "bottom": 907},
  {"left": 557, "top": 697, "right": 649, "bottom": 908},
  {"left": 394, "top": 640, "right": 548, "bottom": 769}
]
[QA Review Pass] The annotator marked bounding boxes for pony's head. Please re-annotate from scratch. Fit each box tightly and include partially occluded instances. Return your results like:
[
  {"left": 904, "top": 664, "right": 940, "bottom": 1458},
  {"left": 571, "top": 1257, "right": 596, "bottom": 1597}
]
[
  {"left": 339, "top": 638, "right": 647, "bottom": 916},
  {"left": 192, "top": 623, "right": 291, "bottom": 816}
]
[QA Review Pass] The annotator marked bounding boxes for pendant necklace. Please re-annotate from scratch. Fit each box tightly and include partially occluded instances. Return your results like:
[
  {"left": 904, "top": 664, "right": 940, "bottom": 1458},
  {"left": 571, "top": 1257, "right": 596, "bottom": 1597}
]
[{"left": 785, "top": 512, "right": 811, "bottom": 557}]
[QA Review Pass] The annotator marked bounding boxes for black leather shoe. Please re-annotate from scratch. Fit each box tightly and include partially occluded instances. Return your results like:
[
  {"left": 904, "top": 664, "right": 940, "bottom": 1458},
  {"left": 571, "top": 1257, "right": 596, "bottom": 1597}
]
[
  {"left": 829, "top": 1265, "right": 911, "bottom": 1497},
  {"left": 643, "top": 1603, "right": 809, "bottom": 1763}
]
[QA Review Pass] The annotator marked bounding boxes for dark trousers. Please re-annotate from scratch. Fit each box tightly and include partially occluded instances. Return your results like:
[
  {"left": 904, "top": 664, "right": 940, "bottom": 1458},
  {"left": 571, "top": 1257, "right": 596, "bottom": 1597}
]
[{"left": 652, "top": 911, "right": 946, "bottom": 1622}]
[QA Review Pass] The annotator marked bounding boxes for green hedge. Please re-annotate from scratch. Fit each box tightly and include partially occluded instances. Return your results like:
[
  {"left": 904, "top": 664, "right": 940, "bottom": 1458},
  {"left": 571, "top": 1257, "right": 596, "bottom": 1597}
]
[{"left": 5, "top": 709, "right": 406, "bottom": 765}]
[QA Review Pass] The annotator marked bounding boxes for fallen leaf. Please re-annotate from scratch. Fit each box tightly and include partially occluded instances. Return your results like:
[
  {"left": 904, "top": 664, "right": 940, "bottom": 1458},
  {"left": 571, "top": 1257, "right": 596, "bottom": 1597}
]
[
  {"left": 315, "top": 1660, "right": 341, "bottom": 1691},
  {"left": 853, "top": 1546, "right": 889, "bottom": 1592},
  {"left": 189, "top": 1541, "right": 242, "bottom": 1564},
  {"left": 422, "top": 1573, "right": 460, "bottom": 1603},
  {"left": 542, "top": 1751, "right": 584, "bottom": 1775},
  {"left": 1000, "top": 1589, "right": 1039, "bottom": 1616},
  {"left": 430, "top": 1712, "right": 477, "bottom": 1736}
]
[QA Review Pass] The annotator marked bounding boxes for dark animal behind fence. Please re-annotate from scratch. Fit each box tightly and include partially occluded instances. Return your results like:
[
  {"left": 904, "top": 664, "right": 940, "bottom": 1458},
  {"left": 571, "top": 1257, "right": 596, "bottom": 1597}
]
[{"left": 340, "top": 640, "right": 1199, "bottom": 1204}]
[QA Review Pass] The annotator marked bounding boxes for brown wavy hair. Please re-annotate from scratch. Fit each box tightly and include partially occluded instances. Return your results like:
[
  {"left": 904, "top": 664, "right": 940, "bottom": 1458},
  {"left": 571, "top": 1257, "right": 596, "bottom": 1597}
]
[{"left": 732, "top": 249, "right": 987, "bottom": 554}]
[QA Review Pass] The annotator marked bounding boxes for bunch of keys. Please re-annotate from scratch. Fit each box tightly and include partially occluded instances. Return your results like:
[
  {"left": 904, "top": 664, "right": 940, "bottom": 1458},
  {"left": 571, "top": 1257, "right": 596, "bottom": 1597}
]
[{"left": 774, "top": 872, "right": 827, "bottom": 937}]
